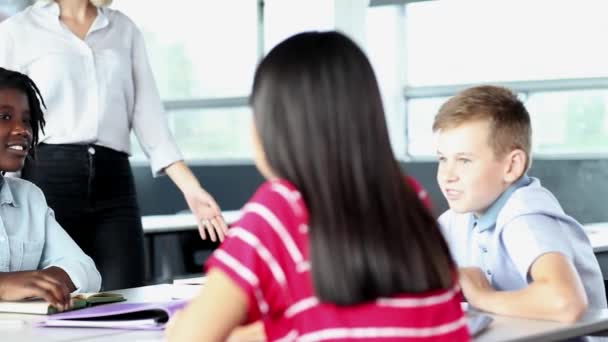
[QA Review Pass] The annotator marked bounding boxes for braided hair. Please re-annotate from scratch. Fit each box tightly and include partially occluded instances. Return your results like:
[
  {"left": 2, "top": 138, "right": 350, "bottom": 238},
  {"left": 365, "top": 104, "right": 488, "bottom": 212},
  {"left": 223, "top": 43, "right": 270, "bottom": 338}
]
[{"left": 0, "top": 68, "right": 46, "bottom": 160}]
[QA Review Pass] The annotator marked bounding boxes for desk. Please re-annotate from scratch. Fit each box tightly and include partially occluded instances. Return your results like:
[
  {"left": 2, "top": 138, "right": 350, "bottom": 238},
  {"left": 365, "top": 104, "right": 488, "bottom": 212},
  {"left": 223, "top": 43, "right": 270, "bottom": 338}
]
[
  {"left": 141, "top": 211, "right": 240, "bottom": 284},
  {"left": 3, "top": 285, "right": 608, "bottom": 342},
  {"left": 474, "top": 308, "right": 608, "bottom": 342},
  {"left": 585, "top": 222, "right": 608, "bottom": 253},
  {"left": 0, "top": 285, "right": 200, "bottom": 342},
  {"left": 112, "top": 299, "right": 608, "bottom": 342},
  {"left": 139, "top": 217, "right": 608, "bottom": 294},
  {"left": 585, "top": 222, "right": 608, "bottom": 281},
  {"left": 141, "top": 210, "right": 241, "bottom": 234}
]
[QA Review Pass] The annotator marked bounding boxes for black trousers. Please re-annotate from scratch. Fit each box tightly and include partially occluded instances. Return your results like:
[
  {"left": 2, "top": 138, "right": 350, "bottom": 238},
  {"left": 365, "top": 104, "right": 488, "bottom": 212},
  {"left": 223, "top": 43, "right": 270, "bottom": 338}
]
[{"left": 22, "top": 143, "right": 145, "bottom": 290}]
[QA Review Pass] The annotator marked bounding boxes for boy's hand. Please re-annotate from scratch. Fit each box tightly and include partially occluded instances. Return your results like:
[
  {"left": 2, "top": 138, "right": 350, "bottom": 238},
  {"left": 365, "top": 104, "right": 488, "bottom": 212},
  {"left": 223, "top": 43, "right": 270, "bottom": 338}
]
[
  {"left": 0, "top": 269, "right": 72, "bottom": 311},
  {"left": 459, "top": 267, "right": 495, "bottom": 308}
]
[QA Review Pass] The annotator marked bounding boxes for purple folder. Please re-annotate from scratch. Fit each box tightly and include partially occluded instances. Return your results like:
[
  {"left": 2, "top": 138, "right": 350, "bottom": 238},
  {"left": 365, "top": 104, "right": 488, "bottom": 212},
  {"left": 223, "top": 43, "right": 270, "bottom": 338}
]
[{"left": 38, "top": 300, "right": 188, "bottom": 330}]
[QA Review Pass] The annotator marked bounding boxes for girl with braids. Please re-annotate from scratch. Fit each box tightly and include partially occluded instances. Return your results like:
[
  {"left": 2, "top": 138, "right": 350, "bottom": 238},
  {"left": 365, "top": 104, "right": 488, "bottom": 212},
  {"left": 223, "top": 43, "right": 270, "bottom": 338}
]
[
  {"left": 0, "top": 0, "right": 227, "bottom": 290},
  {"left": 0, "top": 68, "right": 101, "bottom": 310},
  {"left": 166, "top": 31, "right": 468, "bottom": 342}
]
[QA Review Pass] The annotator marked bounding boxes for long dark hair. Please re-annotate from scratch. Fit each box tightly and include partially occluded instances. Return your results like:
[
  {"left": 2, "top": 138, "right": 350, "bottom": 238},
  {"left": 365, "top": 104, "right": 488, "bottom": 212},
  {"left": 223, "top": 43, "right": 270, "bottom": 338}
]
[
  {"left": 0, "top": 68, "right": 46, "bottom": 160},
  {"left": 250, "top": 31, "right": 455, "bottom": 305}
]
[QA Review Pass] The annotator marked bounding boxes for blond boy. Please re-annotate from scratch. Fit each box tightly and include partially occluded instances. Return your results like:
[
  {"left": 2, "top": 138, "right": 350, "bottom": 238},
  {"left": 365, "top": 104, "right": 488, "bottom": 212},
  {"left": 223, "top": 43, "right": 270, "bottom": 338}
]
[{"left": 435, "top": 85, "right": 606, "bottom": 323}]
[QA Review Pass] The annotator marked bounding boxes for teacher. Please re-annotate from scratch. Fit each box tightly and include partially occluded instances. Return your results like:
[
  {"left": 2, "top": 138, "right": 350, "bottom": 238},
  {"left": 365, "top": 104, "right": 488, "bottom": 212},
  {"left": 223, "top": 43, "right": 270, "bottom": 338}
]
[{"left": 0, "top": 0, "right": 228, "bottom": 289}]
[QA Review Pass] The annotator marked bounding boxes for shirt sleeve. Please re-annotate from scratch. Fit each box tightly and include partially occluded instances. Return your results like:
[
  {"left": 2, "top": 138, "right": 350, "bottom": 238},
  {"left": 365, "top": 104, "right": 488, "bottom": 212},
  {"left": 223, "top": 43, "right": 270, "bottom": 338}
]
[
  {"left": 38, "top": 206, "right": 102, "bottom": 293},
  {"left": 0, "top": 23, "right": 16, "bottom": 69},
  {"left": 130, "top": 26, "right": 183, "bottom": 177},
  {"left": 501, "top": 214, "right": 575, "bottom": 282},
  {"left": 405, "top": 176, "right": 432, "bottom": 210},
  {"left": 205, "top": 185, "right": 289, "bottom": 323}
]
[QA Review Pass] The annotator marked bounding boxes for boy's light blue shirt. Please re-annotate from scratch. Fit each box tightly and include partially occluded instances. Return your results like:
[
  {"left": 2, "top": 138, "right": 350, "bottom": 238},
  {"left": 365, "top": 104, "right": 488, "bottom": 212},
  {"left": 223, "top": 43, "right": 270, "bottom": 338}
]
[
  {"left": 0, "top": 176, "right": 101, "bottom": 293},
  {"left": 439, "top": 174, "right": 607, "bottom": 309}
]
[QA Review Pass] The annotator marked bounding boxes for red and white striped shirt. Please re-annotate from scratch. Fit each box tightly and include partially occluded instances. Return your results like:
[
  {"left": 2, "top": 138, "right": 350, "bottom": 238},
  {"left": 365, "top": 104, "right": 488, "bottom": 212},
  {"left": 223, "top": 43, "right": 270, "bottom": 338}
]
[
  {"left": 205, "top": 179, "right": 468, "bottom": 342},
  {"left": 405, "top": 176, "right": 432, "bottom": 210}
]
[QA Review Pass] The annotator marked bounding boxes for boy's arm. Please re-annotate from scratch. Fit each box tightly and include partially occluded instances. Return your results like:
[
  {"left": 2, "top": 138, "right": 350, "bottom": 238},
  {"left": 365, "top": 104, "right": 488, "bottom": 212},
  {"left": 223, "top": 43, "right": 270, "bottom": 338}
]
[{"left": 460, "top": 252, "right": 587, "bottom": 323}]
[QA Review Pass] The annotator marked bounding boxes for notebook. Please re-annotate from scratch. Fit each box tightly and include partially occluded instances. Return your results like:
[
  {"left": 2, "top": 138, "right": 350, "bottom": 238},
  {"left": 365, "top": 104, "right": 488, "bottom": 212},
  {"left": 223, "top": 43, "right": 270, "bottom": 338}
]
[
  {"left": 172, "top": 276, "right": 206, "bottom": 285},
  {"left": 0, "top": 292, "right": 125, "bottom": 315},
  {"left": 39, "top": 300, "right": 188, "bottom": 330},
  {"left": 467, "top": 312, "right": 493, "bottom": 337},
  {"left": 169, "top": 284, "right": 203, "bottom": 300}
]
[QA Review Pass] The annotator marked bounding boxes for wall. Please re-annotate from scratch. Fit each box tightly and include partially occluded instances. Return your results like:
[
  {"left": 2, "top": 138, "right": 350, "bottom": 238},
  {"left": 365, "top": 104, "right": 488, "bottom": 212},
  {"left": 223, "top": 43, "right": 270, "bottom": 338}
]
[
  {"left": 135, "top": 158, "right": 608, "bottom": 282},
  {"left": 134, "top": 158, "right": 608, "bottom": 224}
]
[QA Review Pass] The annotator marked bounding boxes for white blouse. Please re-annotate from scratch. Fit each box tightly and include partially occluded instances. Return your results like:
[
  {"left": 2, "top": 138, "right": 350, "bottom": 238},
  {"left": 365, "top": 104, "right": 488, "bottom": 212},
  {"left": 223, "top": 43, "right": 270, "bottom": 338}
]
[{"left": 0, "top": 2, "right": 182, "bottom": 175}]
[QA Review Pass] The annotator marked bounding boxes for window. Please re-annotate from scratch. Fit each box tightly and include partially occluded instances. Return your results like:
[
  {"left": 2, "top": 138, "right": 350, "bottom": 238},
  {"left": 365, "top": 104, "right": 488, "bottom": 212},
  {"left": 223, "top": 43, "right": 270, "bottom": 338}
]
[
  {"left": 130, "top": 106, "right": 252, "bottom": 161},
  {"left": 407, "top": 92, "right": 608, "bottom": 157},
  {"left": 392, "top": 0, "right": 608, "bottom": 158},
  {"left": 527, "top": 90, "right": 608, "bottom": 155},
  {"left": 170, "top": 107, "right": 253, "bottom": 160},
  {"left": 405, "top": 0, "right": 608, "bottom": 87},
  {"left": 366, "top": 5, "right": 406, "bottom": 157},
  {"left": 0, "top": 0, "right": 30, "bottom": 18},
  {"left": 406, "top": 97, "right": 448, "bottom": 157},
  {"left": 112, "top": 1, "right": 258, "bottom": 100},
  {"left": 119, "top": 0, "right": 340, "bottom": 162},
  {"left": 263, "top": 0, "right": 335, "bottom": 52},
  {"left": 112, "top": 1, "right": 259, "bottom": 162}
]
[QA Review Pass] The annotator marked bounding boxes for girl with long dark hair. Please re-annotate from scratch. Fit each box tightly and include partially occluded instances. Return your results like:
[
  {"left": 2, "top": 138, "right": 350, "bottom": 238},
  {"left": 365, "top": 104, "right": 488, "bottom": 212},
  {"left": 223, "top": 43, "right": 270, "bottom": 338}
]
[{"left": 166, "top": 31, "right": 468, "bottom": 342}]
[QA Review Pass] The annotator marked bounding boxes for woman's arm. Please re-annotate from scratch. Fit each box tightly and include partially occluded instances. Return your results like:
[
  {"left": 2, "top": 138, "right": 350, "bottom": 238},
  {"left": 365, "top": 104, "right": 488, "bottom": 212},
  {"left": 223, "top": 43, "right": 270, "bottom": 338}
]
[
  {"left": 165, "top": 161, "right": 228, "bottom": 241},
  {"left": 127, "top": 25, "right": 228, "bottom": 241}
]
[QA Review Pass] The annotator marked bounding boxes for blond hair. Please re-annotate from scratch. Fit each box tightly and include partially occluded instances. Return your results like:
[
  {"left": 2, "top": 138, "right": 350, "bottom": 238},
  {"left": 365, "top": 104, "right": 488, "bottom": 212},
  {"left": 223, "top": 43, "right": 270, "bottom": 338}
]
[{"left": 433, "top": 85, "right": 532, "bottom": 170}]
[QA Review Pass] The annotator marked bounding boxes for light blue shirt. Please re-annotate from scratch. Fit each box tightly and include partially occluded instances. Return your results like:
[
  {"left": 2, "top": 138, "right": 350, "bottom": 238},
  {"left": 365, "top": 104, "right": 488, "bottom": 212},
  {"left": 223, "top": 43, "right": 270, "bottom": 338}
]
[
  {"left": 439, "top": 175, "right": 607, "bottom": 309},
  {"left": 0, "top": 176, "right": 101, "bottom": 292}
]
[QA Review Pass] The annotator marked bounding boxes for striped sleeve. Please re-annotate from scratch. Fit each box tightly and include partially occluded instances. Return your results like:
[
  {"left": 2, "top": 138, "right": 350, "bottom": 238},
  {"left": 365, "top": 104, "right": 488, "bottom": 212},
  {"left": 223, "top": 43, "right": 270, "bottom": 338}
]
[
  {"left": 405, "top": 176, "right": 432, "bottom": 210},
  {"left": 205, "top": 182, "right": 291, "bottom": 323}
]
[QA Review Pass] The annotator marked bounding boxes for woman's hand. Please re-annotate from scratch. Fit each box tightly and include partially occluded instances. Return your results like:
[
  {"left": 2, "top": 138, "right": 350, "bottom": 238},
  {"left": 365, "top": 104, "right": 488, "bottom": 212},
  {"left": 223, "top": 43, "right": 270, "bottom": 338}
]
[
  {"left": 184, "top": 186, "right": 228, "bottom": 242},
  {"left": 165, "top": 161, "right": 229, "bottom": 242},
  {"left": 0, "top": 268, "right": 72, "bottom": 311}
]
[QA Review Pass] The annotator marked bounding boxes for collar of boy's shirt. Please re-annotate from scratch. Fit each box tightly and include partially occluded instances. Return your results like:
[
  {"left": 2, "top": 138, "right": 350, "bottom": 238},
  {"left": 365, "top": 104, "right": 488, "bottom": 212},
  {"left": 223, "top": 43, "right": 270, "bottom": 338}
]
[
  {"left": 473, "top": 174, "right": 531, "bottom": 233},
  {"left": 34, "top": 0, "right": 109, "bottom": 33},
  {"left": 0, "top": 174, "right": 17, "bottom": 207}
]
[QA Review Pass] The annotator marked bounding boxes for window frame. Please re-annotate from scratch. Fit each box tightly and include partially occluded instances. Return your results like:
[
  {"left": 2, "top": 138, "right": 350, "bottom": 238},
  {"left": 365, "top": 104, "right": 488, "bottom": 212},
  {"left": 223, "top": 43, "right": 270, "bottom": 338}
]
[
  {"left": 130, "top": 0, "right": 265, "bottom": 165},
  {"left": 369, "top": 1, "right": 608, "bottom": 161}
]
